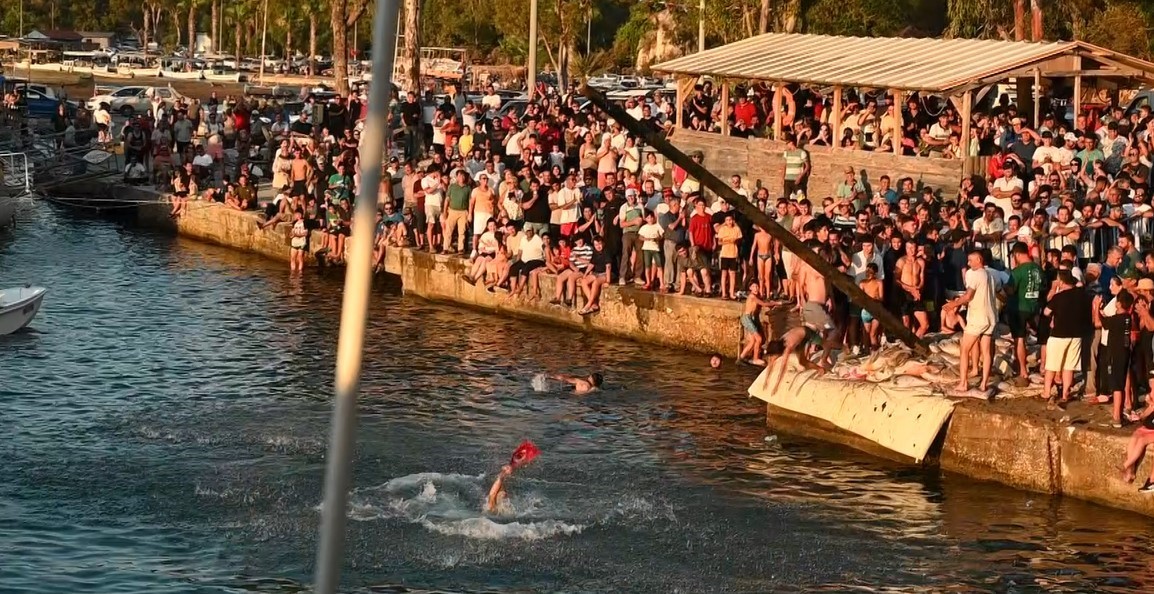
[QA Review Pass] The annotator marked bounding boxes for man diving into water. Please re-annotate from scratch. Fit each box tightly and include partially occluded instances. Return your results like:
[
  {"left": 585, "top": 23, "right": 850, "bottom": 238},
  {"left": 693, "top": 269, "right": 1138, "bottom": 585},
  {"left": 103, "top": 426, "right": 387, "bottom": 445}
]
[
  {"left": 760, "top": 324, "right": 826, "bottom": 397},
  {"left": 549, "top": 372, "right": 604, "bottom": 394}
]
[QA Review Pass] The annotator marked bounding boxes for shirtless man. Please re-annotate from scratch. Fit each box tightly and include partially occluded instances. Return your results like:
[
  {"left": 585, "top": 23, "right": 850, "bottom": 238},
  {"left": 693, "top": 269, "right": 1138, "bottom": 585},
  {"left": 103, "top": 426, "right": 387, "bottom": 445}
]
[
  {"left": 859, "top": 262, "right": 884, "bottom": 351},
  {"left": 895, "top": 239, "right": 929, "bottom": 337},
  {"left": 749, "top": 227, "right": 774, "bottom": 299},
  {"left": 760, "top": 324, "right": 826, "bottom": 397},
  {"left": 739, "top": 283, "right": 770, "bottom": 366},
  {"left": 549, "top": 372, "right": 604, "bottom": 394},
  {"left": 486, "top": 464, "right": 513, "bottom": 513},
  {"left": 796, "top": 240, "right": 837, "bottom": 369},
  {"left": 782, "top": 200, "right": 814, "bottom": 304}
]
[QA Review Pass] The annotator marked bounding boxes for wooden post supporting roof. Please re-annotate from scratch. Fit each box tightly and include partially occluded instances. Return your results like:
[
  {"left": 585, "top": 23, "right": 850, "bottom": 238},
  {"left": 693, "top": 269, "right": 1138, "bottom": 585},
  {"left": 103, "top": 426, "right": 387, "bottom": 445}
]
[
  {"left": 960, "top": 90, "right": 973, "bottom": 177},
  {"left": 772, "top": 83, "right": 784, "bottom": 140},
  {"left": 1033, "top": 69, "right": 1042, "bottom": 127},
  {"left": 831, "top": 86, "right": 843, "bottom": 146},
  {"left": 580, "top": 83, "right": 928, "bottom": 355},
  {"left": 892, "top": 89, "right": 904, "bottom": 156},
  {"left": 675, "top": 76, "right": 687, "bottom": 129},
  {"left": 719, "top": 79, "right": 730, "bottom": 136},
  {"left": 1072, "top": 55, "right": 1082, "bottom": 131}
]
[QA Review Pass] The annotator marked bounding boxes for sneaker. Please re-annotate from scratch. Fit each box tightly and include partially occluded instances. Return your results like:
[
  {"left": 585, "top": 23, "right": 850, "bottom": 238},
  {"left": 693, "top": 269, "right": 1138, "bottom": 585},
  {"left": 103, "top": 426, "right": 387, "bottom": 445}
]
[
  {"left": 618, "top": 278, "right": 626, "bottom": 286},
  {"left": 634, "top": 278, "right": 646, "bottom": 285},
  {"left": 850, "top": 346, "right": 861, "bottom": 356},
  {"left": 1140, "top": 481, "right": 1154, "bottom": 494}
]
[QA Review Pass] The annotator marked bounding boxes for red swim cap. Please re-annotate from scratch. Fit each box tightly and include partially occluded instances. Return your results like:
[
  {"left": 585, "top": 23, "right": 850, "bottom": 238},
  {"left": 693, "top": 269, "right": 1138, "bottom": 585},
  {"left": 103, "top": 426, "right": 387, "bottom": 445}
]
[{"left": 509, "top": 440, "right": 540, "bottom": 468}]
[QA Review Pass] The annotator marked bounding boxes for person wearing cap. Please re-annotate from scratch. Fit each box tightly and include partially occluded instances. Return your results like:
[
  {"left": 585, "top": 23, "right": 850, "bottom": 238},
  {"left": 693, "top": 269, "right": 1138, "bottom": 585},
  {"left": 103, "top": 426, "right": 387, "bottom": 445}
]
[{"left": 614, "top": 188, "right": 645, "bottom": 285}]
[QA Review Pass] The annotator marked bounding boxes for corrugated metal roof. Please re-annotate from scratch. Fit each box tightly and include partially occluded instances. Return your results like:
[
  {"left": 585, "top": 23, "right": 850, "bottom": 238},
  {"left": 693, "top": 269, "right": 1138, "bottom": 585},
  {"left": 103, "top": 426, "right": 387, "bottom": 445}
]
[{"left": 652, "top": 34, "right": 1114, "bottom": 92}]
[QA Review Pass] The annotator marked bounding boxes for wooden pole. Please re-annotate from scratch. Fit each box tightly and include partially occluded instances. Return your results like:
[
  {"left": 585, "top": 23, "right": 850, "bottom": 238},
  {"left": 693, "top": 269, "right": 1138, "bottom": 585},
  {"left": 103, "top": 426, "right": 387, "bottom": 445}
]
[
  {"left": 1072, "top": 55, "right": 1082, "bottom": 132},
  {"left": 1033, "top": 68, "right": 1041, "bottom": 128},
  {"left": 960, "top": 89, "right": 973, "bottom": 176},
  {"left": 772, "top": 82, "right": 783, "bottom": 141},
  {"left": 719, "top": 79, "right": 730, "bottom": 136},
  {"left": 675, "top": 76, "right": 686, "bottom": 128},
  {"left": 892, "top": 89, "right": 904, "bottom": 156},
  {"left": 580, "top": 83, "right": 928, "bottom": 355},
  {"left": 831, "top": 86, "right": 842, "bottom": 147}
]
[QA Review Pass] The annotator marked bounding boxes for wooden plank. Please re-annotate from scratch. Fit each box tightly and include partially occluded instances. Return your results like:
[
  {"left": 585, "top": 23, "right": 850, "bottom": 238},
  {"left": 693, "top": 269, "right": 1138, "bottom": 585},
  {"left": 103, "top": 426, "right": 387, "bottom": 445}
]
[
  {"left": 960, "top": 90, "right": 973, "bottom": 176},
  {"left": 581, "top": 83, "right": 928, "bottom": 355},
  {"left": 892, "top": 89, "right": 904, "bottom": 156},
  {"left": 720, "top": 79, "right": 730, "bottom": 136},
  {"left": 772, "top": 82, "right": 784, "bottom": 141},
  {"left": 1073, "top": 55, "right": 1082, "bottom": 130},
  {"left": 831, "top": 86, "right": 842, "bottom": 146}
]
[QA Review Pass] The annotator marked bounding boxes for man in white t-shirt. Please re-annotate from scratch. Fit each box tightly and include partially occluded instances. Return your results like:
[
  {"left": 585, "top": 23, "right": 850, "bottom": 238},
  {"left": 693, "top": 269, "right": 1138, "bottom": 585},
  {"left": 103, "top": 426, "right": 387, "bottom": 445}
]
[
  {"left": 987, "top": 166, "right": 1023, "bottom": 216},
  {"left": 550, "top": 173, "right": 582, "bottom": 235},
  {"left": 1031, "top": 132, "right": 1062, "bottom": 174},
  {"left": 421, "top": 169, "right": 444, "bottom": 250},
  {"left": 512, "top": 226, "right": 547, "bottom": 299},
  {"left": 971, "top": 203, "right": 1007, "bottom": 265},
  {"left": 943, "top": 250, "right": 1000, "bottom": 394},
  {"left": 481, "top": 86, "right": 501, "bottom": 111}
]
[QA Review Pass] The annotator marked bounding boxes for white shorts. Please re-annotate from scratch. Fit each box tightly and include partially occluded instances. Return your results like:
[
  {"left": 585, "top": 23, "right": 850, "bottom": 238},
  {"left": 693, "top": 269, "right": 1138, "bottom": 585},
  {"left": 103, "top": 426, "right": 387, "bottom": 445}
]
[
  {"left": 1045, "top": 336, "right": 1082, "bottom": 373},
  {"left": 782, "top": 251, "right": 795, "bottom": 280},
  {"left": 425, "top": 204, "right": 442, "bottom": 221},
  {"left": 473, "top": 213, "right": 492, "bottom": 235},
  {"left": 963, "top": 317, "right": 995, "bottom": 337}
]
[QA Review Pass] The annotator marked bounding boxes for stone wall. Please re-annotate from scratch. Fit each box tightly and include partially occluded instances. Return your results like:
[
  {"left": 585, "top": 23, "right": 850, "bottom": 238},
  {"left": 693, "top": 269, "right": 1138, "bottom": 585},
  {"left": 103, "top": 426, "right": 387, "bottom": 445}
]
[
  {"left": 132, "top": 194, "right": 748, "bottom": 357},
  {"left": 669, "top": 129, "right": 965, "bottom": 201}
]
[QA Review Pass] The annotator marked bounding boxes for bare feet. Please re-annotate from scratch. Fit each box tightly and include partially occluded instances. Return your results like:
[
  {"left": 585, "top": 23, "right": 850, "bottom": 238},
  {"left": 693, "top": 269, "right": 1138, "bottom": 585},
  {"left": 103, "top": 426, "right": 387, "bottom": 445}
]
[{"left": 1123, "top": 465, "right": 1137, "bottom": 484}]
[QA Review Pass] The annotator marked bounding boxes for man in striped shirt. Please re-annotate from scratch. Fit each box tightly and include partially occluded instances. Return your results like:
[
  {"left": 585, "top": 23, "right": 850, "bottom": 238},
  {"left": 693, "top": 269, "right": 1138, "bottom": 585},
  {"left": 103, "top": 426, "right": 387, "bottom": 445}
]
[
  {"left": 781, "top": 133, "right": 810, "bottom": 198},
  {"left": 552, "top": 235, "right": 593, "bottom": 307}
]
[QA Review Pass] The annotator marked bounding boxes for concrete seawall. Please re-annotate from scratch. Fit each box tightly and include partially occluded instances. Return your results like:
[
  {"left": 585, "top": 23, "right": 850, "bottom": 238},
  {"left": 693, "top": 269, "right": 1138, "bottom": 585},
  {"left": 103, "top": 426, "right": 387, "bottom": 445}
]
[{"left": 116, "top": 186, "right": 1154, "bottom": 518}]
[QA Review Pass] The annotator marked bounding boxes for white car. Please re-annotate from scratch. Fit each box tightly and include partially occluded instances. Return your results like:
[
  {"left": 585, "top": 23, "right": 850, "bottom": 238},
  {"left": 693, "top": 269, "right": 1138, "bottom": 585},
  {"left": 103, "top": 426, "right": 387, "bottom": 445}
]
[{"left": 86, "top": 86, "right": 186, "bottom": 117}]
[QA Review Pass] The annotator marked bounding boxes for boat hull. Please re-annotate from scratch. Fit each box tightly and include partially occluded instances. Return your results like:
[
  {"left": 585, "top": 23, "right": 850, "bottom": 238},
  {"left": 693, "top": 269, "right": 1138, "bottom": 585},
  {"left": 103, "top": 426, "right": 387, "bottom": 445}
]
[{"left": 0, "top": 287, "right": 47, "bottom": 335}]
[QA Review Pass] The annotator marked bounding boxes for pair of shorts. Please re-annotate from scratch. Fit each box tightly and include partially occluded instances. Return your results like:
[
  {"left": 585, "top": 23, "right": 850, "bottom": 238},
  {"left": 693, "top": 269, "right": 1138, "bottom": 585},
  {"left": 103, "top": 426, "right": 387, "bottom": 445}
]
[
  {"left": 517, "top": 259, "right": 545, "bottom": 277},
  {"left": 291, "top": 180, "right": 309, "bottom": 196},
  {"left": 861, "top": 310, "right": 875, "bottom": 324},
  {"left": 781, "top": 251, "right": 796, "bottom": 279},
  {"left": 643, "top": 250, "right": 663, "bottom": 268},
  {"left": 802, "top": 301, "right": 835, "bottom": 333},
  {"left": 1044, "top": 336, "right": 1082, "bottom": 372},
  {"left": 473, "top": 214, "right": 492, "bottom": 235},
  {"left": 559, "top": 222, "right": 577, "bottom": 237},
  {"left": 897, "top": 290, "right": 924, "bottom": 315},
  {"left": 740, "top": 313, "right": 760, "bottom": 335},
  {"left": 425, "top": 205, "right": 442, "bottom": 221},
  {"left": 1006, "top": 308, "right": 1037, "bottom": 340},
  {"left": 963, "top": 317, "right": 995, "bottom": 337},
  {"left": 720, "top": 257, "right": 739, "bottom": 271},
  {"left": 1100, "top": 348, "right": 1131, "bottom": 393},
  {"left": 689, "top": 246, "right": 711, "bottom": 270}
]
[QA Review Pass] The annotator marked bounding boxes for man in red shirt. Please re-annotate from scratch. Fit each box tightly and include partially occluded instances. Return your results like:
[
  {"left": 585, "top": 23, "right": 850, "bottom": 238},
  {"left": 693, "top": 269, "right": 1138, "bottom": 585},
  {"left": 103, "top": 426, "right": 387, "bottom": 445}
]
[
  {"left": 687, "top": 194, "right": 716, "bottom": 296},
  {"left": 733, "top": 94, "right": 757, "bottom": 130}
]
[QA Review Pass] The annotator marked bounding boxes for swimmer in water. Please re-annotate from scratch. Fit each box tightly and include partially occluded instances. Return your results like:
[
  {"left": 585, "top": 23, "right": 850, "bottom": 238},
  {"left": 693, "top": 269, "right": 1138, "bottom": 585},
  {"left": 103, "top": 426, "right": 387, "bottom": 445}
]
[
  {"left": 486, "top": 441, "right": 540, "bottom": 513},
  {"left": 549, "top": 372, "right": 603, "bottom": 394},
  {"left": 486, "top": 464, "right": 513, "bottom": 513}
]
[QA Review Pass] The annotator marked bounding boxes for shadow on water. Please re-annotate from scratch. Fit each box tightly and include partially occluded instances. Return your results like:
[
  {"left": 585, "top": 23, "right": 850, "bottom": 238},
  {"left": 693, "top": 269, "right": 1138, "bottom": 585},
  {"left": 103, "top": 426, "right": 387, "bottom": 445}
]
[{"left": 2, "top": 203, "right": 1154, "bottom": 593}]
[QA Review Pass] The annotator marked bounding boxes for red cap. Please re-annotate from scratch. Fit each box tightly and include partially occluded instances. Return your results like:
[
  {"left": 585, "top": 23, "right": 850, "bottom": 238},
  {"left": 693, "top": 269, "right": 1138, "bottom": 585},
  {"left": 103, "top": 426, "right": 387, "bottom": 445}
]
[{"left": 509, "top": 440, "right": 540, "bottom": 468}]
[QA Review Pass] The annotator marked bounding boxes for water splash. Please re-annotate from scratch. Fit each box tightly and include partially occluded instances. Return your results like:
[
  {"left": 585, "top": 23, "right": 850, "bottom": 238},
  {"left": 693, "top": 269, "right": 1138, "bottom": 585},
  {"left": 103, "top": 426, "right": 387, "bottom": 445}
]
[
  {"left": 346, "top": 471, "right": 585, "bottom": 541},
  {"left": 530, "top": 373, "right": 552, "bottom": 392}
]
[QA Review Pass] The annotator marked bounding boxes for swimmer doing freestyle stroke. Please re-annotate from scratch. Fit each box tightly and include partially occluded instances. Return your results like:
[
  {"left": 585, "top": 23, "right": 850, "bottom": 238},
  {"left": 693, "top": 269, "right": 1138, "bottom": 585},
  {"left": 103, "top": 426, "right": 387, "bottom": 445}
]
[
  {"left": 548, "top": 372, "right": 604, "bottom": 394},
  {"left": 486, "top": 441, "right": 540, "bottom": 513}
]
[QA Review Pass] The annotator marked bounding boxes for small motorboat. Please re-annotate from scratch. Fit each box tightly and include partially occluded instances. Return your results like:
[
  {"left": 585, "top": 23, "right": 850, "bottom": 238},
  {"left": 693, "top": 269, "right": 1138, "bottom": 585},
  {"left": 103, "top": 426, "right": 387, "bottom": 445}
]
[{"left": 0, "top": 286, "right": 47, "bottom": 335}]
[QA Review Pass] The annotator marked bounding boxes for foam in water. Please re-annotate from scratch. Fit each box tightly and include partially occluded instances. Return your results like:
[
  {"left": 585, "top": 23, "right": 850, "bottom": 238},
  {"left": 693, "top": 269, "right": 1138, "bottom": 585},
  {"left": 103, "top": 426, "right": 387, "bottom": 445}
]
[
  {"left": 346, "top": 471, "right": 584, "bottom": 541},
  {"left": 530, "top": 373, "right": 551, "bottom": 392}
]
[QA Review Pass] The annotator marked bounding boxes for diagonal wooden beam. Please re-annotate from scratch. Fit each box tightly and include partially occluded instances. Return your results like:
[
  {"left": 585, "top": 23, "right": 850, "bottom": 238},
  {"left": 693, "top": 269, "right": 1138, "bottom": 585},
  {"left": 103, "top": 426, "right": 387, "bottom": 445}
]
[{"left": 580, "top": 84, "right": 928, "bottom": 356}]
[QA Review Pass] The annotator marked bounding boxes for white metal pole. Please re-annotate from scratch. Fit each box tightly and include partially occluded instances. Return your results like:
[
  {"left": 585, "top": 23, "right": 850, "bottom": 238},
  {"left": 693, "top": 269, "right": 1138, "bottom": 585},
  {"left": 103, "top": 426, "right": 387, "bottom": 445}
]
[
  {"left": 259, "top": 0, "right": 269, "bottom": 84},
  {"left": 527, "top": 0, "right": 538, "bottom": 100},
  {"left": 698, "top": 0, "right": 705, "bottom": 53},
  {"left": 312, "top": 0, "right": 402, "bottom": 591}
]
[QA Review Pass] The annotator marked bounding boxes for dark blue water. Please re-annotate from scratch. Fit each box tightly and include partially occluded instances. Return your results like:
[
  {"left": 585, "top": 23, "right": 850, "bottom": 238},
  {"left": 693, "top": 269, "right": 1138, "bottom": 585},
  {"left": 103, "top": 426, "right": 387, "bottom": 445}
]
[{"left": 3, "top": 203, "right": 1154, "bottom": 593}]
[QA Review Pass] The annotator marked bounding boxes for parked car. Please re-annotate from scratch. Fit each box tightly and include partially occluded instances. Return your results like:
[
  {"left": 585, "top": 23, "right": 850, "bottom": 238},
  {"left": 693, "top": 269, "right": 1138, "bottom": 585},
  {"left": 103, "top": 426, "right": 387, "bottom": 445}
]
[
  {"left": 86, "top": 86, "right": 186, "bottom": 117},
  {"left": 21, "top": 88, "right": 79, "bottom": 118}
]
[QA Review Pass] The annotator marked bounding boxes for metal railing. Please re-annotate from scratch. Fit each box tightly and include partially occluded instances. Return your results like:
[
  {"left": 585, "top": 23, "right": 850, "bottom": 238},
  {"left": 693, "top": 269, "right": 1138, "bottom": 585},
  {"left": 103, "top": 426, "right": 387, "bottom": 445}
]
[{"left": 0, "top": 151, "right": 33, "bottom": 195}]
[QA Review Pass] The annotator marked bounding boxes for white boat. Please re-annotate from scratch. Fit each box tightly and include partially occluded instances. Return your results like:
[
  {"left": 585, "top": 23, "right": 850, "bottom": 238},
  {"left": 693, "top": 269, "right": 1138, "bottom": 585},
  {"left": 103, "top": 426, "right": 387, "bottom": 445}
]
[{"left": 0, "top": 286, "right": 47, "bottom": 335}]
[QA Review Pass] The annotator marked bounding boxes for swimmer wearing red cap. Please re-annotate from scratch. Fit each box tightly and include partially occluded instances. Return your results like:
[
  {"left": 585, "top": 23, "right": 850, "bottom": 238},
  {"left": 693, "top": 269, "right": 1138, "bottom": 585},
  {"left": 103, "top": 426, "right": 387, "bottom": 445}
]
[
  {"left": 486, "top": 441, "right": 540, "bottom": 513},
  {"left": 549, "top": 372, "right": 603, "bottom": 394}
]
